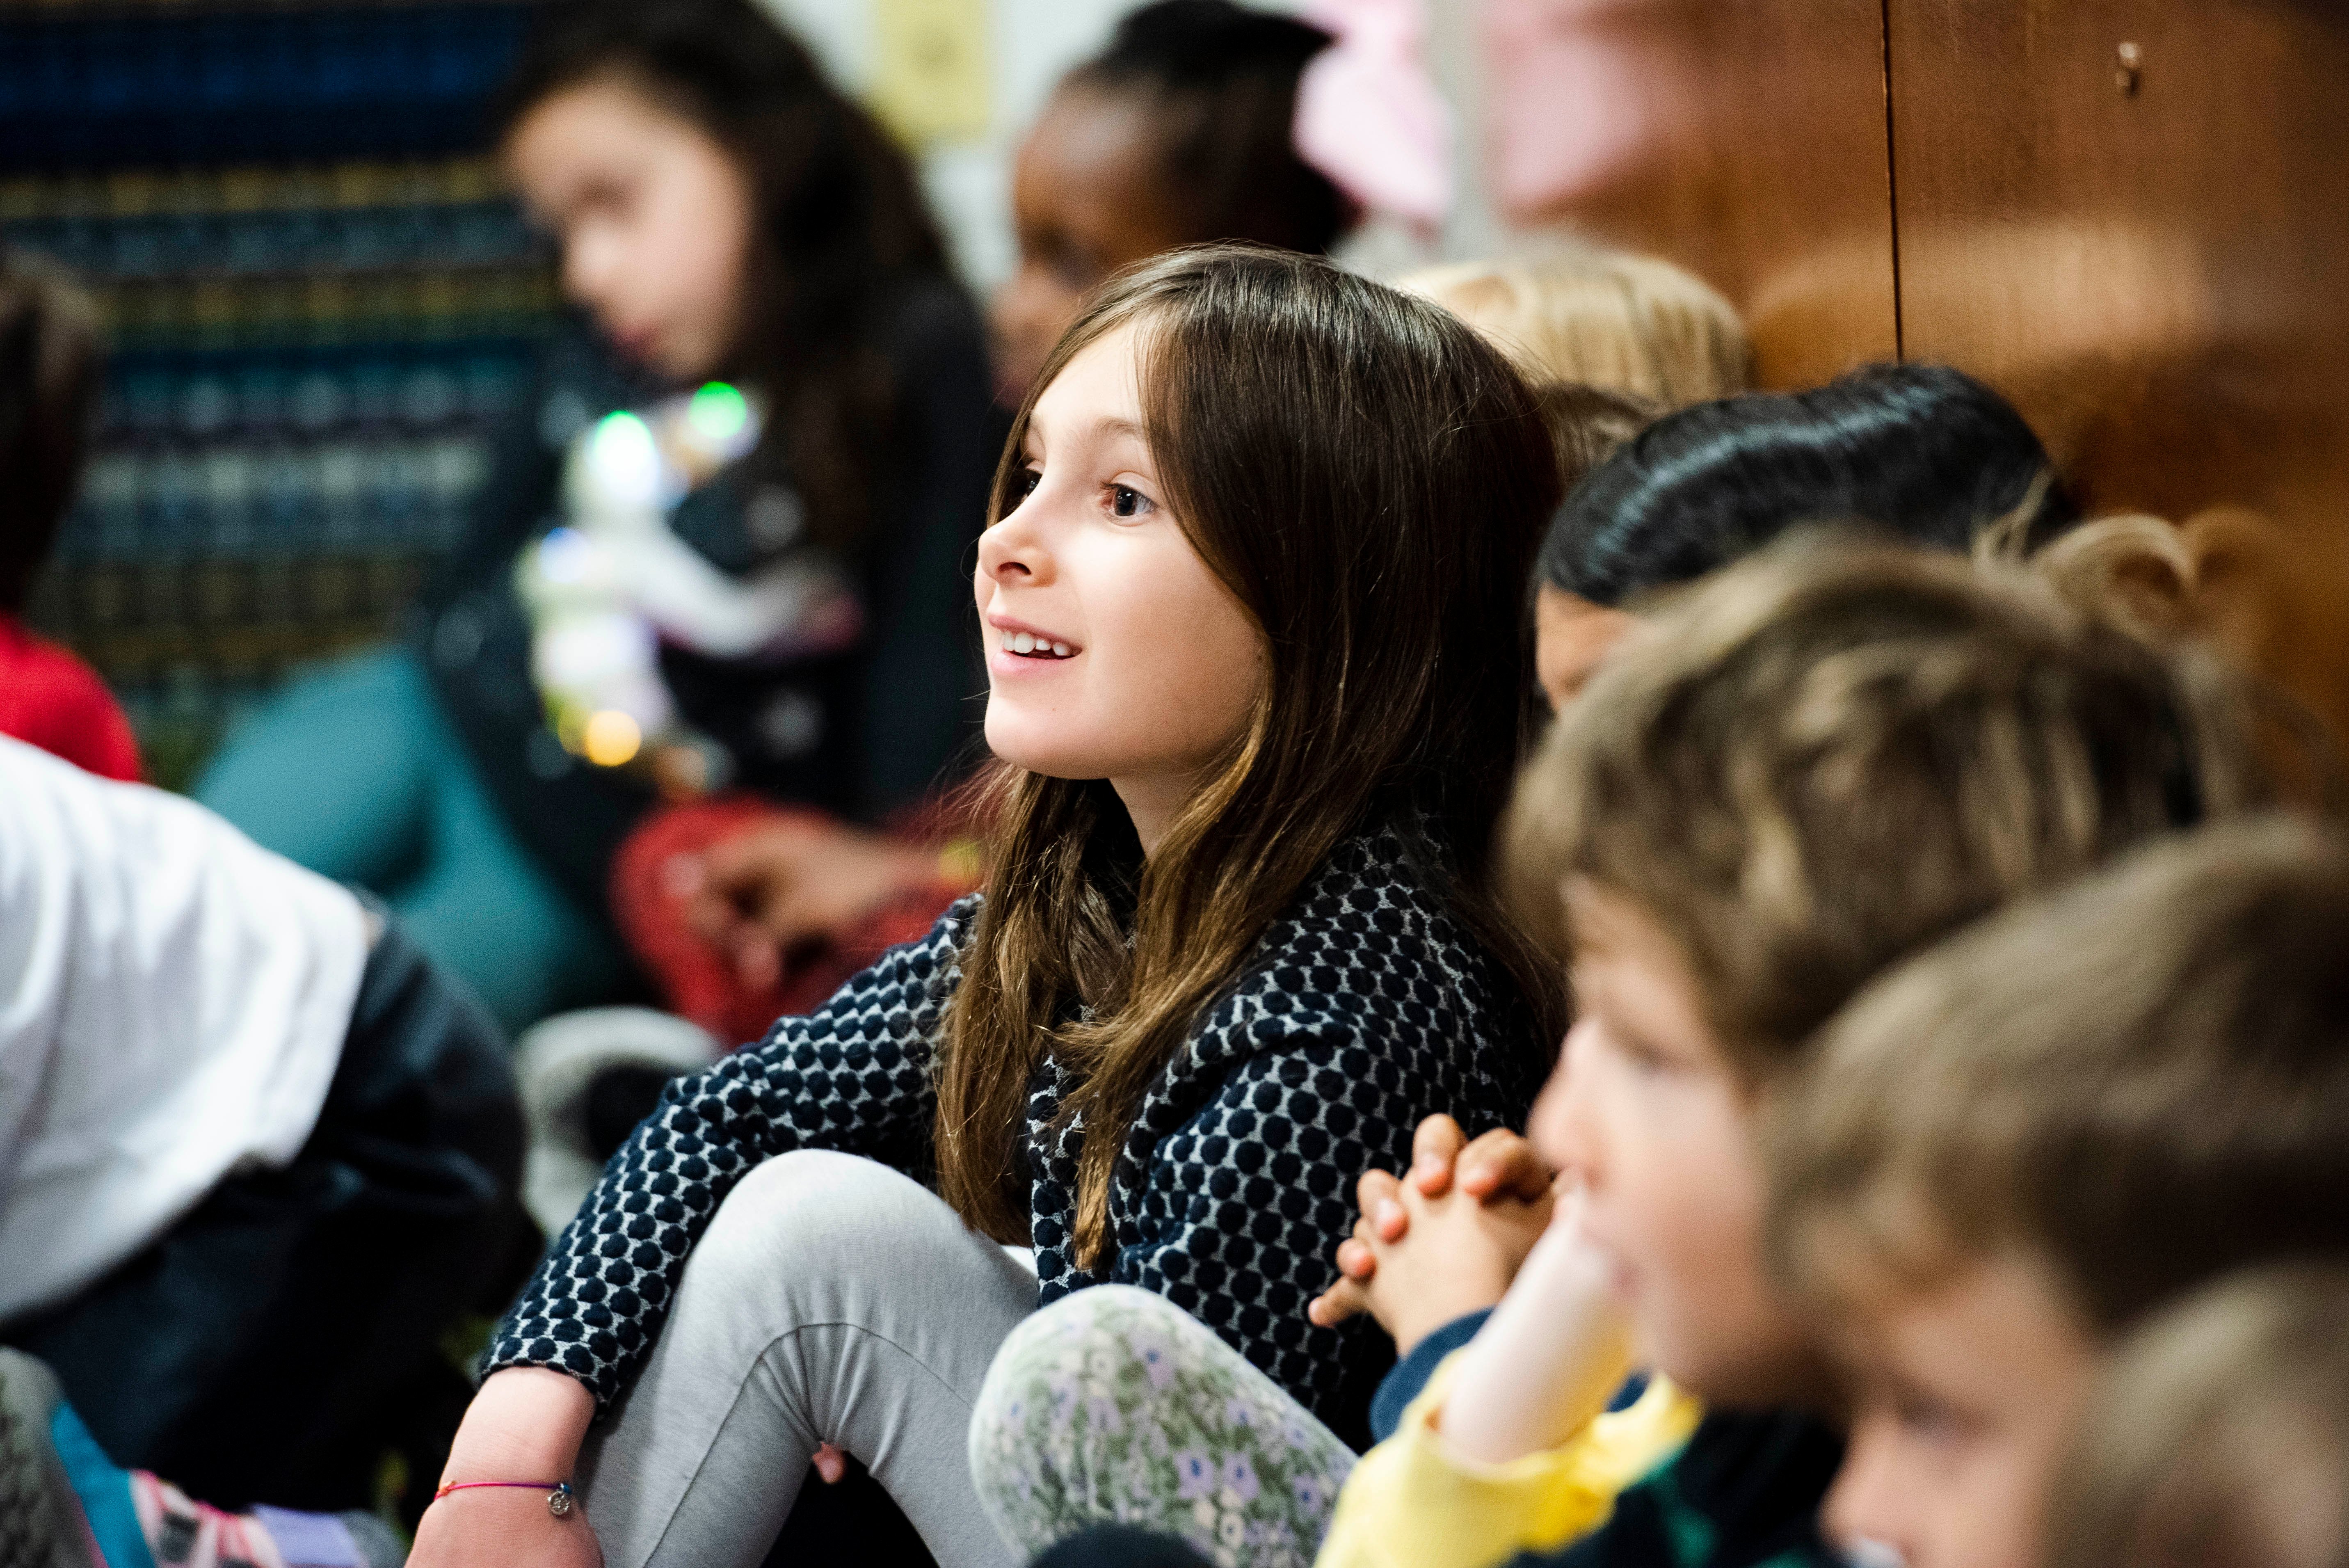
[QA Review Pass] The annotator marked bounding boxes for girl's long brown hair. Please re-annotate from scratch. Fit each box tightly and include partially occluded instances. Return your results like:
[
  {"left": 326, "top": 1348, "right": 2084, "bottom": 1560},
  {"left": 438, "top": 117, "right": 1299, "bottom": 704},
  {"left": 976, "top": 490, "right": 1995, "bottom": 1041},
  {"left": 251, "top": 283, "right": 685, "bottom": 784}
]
[{"left": 936, "top": 245, "right": 1565, "bottom": 1265}]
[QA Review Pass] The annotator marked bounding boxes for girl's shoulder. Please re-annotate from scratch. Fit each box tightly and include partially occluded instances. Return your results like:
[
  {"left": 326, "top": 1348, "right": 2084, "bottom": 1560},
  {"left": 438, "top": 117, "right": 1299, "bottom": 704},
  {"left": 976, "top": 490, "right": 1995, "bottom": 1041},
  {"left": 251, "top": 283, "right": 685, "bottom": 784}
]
[{"left": 1198, "top": 823, "right": 1513, "bottom": 1060}]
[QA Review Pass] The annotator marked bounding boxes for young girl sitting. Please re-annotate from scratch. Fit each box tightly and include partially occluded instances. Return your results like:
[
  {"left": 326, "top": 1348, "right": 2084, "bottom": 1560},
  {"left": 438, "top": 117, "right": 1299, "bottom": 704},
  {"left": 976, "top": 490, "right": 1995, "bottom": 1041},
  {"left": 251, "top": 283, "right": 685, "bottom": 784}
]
[{"left": 409, "top": 245, "right": 1563, "bottom": 1568}]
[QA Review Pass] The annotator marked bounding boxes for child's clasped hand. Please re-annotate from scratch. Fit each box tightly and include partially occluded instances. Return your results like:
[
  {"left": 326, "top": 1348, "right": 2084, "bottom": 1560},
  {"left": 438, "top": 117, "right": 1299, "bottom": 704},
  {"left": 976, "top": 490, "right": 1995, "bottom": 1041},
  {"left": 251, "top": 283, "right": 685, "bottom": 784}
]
[{"left": 1309, "top": 1113, "right": 1563, "bottom": 1352}]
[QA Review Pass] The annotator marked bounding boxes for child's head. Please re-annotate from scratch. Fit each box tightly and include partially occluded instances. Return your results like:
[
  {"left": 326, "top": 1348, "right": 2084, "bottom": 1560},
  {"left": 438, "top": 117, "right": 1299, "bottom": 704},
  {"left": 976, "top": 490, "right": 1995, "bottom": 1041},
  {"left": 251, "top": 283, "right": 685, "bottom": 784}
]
[
  {"left": 1768, "top": 818, "right": 2349, "bottom": 1568},
  {"left": 1530, "top": 379, "right": 1662, "bottom": 501},
  {"left": 2050, "top": 1263, "right": 2349, "bottom": 1568},
  {"left": 945, "top": 243, "right": 1562, "bottom": 1261},
  {"left": 497, "top": 0, "right": 945, "bottom": 542},
  {"left": 1533, "top": 363, "right": 2078, "bottom": 709},
  {"left": 1502, "top": 535, "right": 2273, "bottom": 1406},
  {"left": 0, "top": 254, "right": 102, "bottom": 614},
  {"left": 1398, "top": 250, "right": 1750, "bottom": 409},
  {"left": 991, "top": 0, "right": 1353, "bottom": 403}
]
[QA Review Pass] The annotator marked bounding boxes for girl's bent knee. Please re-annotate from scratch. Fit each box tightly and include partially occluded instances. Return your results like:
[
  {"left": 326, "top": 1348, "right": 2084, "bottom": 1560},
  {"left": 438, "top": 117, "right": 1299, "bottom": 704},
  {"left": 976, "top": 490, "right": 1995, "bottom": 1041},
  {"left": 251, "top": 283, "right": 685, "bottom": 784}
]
[{"left": 687, "top": 1150, "right": 968, "bottom": 1310}]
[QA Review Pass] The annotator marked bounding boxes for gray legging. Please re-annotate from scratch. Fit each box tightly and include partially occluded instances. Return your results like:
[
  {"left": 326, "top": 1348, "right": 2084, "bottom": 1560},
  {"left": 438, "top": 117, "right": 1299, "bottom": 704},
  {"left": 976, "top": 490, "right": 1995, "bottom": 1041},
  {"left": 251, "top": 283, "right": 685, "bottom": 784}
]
[{"left": 575, "top": 1149, "right": 1037, "bottom": 1568}]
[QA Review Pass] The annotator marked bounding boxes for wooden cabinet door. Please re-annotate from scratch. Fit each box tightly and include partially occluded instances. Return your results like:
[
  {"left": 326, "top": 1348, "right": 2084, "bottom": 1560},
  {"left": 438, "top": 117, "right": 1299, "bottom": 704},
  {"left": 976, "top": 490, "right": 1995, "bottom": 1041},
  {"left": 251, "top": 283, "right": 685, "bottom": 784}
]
[
  {"left": 1887, "top": 0, "right": 2349, "bottom": 734},
  {"left": 1484, "top": 0, "right": 1900, "bottom": 387}
]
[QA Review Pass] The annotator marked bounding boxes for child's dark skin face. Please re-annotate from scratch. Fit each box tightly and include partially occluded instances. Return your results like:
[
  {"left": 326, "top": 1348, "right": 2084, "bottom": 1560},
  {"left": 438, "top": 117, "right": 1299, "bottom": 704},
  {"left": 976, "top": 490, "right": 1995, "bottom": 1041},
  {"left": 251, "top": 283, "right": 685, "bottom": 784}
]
[{"left": 991, "top": 84, "right": 1193, "bottom": 406}]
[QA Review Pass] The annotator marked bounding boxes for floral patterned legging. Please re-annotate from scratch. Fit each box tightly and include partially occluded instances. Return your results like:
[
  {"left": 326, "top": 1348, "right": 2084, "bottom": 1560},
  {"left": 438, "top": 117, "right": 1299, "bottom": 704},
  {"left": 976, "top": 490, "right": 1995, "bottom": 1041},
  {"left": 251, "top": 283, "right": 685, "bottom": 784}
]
[{"left": 969, "top": 1286, "right": 1359, "bottom": 1568}]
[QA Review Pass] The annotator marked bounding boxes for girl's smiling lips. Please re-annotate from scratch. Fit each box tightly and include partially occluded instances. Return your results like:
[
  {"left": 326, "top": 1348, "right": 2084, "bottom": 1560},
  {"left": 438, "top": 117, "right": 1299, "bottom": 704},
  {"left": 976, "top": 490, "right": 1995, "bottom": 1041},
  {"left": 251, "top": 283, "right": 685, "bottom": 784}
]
[{"left": 985, "top": 612, "right": 1081, "bottom": 670}]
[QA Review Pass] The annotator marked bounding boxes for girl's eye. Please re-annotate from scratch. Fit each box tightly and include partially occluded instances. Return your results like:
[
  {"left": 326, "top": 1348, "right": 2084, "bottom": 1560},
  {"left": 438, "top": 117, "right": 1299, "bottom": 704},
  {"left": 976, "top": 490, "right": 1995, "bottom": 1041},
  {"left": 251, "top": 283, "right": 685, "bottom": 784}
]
[
  {"left": 1108, "top": 484, "right": 1152, "bottom": 520},
  {"left": 1011, "top": 468, "right": 1042, "bottom": 502}
]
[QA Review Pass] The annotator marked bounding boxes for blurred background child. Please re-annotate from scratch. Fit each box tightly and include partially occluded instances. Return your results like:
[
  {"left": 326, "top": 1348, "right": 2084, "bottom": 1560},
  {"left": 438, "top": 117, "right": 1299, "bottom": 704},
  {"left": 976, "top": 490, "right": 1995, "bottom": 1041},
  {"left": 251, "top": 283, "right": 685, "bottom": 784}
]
[
  {"left": 0, "top": 254, "right": 140, "bottom": 783},
  {"left": 1398, "top": 250, "right": 1750, "bottom": 408},
  {"left": 1771, "top": 817, "right": 2349, "bottom": 1568},
  {"left": 190, "top": 0, "right": 997, "bottom": 1036},
  {"left": 2051, "top": 1261, "right": 2349, "bottom": 1568},
  {"left": 989, "top": 0, "right": 1357, "bottom": 406},
  {"left": 0, "top": 735, "right": 521, "bottom": 1513},
  {"left": 1527, "top": 363, "right": 2076, "bottom": 708}
]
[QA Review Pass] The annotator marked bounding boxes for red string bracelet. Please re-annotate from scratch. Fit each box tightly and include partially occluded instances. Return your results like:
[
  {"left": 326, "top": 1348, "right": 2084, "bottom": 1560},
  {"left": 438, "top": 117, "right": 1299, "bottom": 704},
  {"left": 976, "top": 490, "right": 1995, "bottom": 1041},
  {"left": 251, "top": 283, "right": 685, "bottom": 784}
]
[{"left": 433, "top": 1480, "right": 577, "bottom": 1517}]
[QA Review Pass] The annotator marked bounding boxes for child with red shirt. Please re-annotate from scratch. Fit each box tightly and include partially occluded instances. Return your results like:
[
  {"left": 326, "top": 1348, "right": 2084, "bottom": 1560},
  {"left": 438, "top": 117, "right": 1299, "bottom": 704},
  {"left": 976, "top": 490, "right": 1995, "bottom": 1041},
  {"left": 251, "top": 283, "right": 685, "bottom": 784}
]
[{"left": 0, "top": 253, "right": 140, "bottom": 782}]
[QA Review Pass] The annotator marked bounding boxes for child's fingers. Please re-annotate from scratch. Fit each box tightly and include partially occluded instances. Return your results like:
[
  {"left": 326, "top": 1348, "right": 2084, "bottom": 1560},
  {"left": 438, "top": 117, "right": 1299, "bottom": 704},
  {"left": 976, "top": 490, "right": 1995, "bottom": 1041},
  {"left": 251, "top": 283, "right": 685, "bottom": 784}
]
[
  {"left": 1336, "top": 1236, "right": 1376, "bottom": 1280},
  {"left": 1372, "top": 1195, "right": 1408, "bottom": 1241},
  {"left": 812, "top": 1443, "right": 849, "bottom": 1484},
  {"left": 1408, "top": 1114, "right": 1466, "bottom": 1195},
  {"left": 1309, "top": 1277, "right": 1369, "bottom": 1327},
  {"left": 1354, "top": 1166, "right": 1403, "bottom": 1221},
  {"left": 1456, "top": 1129, "right": 1554, "bottom": 1205}
]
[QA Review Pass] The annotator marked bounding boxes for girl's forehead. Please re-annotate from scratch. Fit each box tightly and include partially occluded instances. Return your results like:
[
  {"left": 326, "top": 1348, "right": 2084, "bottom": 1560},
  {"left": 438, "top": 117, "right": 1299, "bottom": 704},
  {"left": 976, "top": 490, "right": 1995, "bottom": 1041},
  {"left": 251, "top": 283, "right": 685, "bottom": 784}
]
[{"left": 1029, "top": 324, "right": 1150, "bottom": 436}]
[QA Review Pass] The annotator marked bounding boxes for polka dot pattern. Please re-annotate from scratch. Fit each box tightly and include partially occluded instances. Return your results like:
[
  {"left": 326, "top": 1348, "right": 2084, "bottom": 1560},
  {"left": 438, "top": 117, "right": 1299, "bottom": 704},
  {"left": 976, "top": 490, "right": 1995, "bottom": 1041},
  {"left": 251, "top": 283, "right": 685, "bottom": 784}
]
[{"left": 485, "top": 826, "right": 1537, "bottom": 1435}]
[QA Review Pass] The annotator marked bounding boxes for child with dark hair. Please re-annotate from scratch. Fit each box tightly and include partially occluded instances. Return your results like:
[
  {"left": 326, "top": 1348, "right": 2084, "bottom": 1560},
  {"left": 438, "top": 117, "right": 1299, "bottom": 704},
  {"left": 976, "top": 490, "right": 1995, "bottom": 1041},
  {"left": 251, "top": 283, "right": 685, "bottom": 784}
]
[
  {"left": 1531, "top": 362, "right": 2077, "bottom": 708},
  {"left": 0, "top": 254, "right": 139, "bottom": 783},
  {"left": 989, "top": 0, "right": 1357, "bottom": 404},
  {"left": 192, "top": 0, "right": 999, "bottom": 1034},
  {"left": 1769, "top": 817, "right": 2349, "bottom": 1568}
]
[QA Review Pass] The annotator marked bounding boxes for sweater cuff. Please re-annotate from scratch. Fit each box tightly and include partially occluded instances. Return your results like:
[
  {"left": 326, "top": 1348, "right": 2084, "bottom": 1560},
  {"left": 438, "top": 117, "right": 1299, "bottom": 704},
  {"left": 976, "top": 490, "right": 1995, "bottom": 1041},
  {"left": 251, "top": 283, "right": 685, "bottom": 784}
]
[{"left": 1371, "top": 1309, "right": 1492, "bottom": 1442}]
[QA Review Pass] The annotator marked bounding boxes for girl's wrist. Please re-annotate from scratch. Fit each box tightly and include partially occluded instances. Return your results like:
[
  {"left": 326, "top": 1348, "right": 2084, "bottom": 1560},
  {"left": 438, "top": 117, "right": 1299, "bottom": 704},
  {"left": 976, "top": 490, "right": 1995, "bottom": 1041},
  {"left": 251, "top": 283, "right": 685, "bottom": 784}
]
[{"left": 440, "top": 1367, "right": 596, "bottom": 1489}]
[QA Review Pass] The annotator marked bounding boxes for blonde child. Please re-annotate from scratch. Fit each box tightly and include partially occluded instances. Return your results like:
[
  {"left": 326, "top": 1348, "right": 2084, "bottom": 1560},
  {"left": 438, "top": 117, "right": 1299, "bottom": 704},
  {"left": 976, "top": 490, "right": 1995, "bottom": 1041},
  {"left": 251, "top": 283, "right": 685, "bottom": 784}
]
[
  {"left": 1397, "top": 251, "right": 1750, "bottom": 409},
  {"left": 2051, "top": 1261, "right": 2349, "bottom": 1568},
  {"left": 978, "top": 528, "right": 2272, "bottom": 1568},
  {"left": 1767, "top": 818, "right": 2349, "bottom": 1568}
]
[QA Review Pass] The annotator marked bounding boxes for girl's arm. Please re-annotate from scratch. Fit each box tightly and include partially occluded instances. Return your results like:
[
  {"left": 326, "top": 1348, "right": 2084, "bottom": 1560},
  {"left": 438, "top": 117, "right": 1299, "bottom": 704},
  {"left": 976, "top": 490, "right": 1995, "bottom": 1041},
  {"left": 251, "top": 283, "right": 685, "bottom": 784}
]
[
  {"left": 409, "top": 1369, "right": 601, "bottom": 1568},
  {"left": 1432, "top": 1195, "right": 1635, "bottom": 1465},
  {"left": 480, "top": 899, "right": 976, "bottom": 1411}
]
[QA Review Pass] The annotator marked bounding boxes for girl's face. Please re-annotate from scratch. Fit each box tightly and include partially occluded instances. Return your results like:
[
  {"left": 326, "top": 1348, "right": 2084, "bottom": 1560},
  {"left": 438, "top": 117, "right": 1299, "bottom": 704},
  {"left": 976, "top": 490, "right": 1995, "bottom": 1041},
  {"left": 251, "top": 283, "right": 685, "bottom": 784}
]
[
  {"left": 991, "top": 86, "right": 1191, "bottom": 406},
  {"left": 505, "top": 77, "right": 756, "bottom": 382},
  {"left": 976, "top": 322, "right": 1267, "bottom": 853}
]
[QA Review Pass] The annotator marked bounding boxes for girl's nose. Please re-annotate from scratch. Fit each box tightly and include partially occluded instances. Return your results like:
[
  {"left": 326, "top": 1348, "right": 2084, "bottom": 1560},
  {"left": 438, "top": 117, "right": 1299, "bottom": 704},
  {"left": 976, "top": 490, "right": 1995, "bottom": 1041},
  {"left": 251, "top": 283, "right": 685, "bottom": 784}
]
[{"left": 978, "top": 505, "right": 1047, "bottom": 583}]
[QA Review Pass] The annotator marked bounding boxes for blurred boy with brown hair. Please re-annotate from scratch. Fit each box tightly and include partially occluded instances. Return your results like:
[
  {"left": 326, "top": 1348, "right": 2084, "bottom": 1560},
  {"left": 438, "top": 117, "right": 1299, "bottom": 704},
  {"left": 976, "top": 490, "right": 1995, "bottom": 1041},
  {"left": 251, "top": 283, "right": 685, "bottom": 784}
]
[{"left": 1769, "top": 816, "right": 2349, "bottom": 1568}]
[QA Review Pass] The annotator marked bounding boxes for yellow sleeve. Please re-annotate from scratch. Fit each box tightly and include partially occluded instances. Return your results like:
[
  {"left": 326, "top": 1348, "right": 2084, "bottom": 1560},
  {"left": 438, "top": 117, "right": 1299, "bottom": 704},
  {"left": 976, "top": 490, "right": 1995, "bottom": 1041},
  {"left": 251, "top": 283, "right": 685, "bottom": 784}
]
[{"left": 1314, "top": 1355, "right": 1702, "bottom": 1568}]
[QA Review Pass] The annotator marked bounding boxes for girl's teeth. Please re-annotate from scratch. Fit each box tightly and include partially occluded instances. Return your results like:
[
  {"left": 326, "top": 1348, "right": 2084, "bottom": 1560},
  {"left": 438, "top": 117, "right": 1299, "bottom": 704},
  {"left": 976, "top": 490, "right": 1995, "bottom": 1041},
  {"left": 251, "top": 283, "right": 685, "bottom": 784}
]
[
  {"left": 1012, "top": 632, "right": 1035, "bottom": 654},
  {"left": 1051, "top": 642, "right": 1071, "bottom": 657}
]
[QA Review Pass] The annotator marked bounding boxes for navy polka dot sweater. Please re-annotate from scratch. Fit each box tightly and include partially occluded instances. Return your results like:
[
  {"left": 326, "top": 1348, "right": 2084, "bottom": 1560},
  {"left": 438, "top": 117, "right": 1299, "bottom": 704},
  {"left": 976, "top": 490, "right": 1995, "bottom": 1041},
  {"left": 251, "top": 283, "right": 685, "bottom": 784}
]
[{"left": 485, "top": 826, "right": 1539, "bottom": 1440}]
